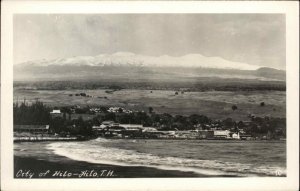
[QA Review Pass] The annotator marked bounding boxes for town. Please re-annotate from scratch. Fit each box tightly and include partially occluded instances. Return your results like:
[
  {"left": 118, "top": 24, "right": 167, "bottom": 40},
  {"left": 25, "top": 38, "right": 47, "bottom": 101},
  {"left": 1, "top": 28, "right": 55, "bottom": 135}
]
[
  {"left": 91, "top": 120, "right": 245, "bottom": 140},
  {"left": 13, "top": 100, "right": 286, "bottom": 141}
]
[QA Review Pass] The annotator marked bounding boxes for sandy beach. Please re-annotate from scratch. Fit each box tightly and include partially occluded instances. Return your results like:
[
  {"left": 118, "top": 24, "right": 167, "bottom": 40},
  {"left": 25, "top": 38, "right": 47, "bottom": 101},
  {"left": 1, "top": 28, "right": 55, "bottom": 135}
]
[
  {"left": 14, "top": 155, "right": 211, "bottom": 178},
  {"left": 14, "top": 141, "right": 213, "bottom": 178},
  {"left": 14, "top": 139, "right": 286, "bottom": 178}
]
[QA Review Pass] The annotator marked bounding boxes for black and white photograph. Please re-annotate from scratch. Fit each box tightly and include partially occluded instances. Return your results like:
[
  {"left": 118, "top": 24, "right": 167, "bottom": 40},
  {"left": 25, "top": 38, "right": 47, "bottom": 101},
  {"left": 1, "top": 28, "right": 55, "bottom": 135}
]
[{"left": 1, "top": 1, "right": 299, "bottom": 191}]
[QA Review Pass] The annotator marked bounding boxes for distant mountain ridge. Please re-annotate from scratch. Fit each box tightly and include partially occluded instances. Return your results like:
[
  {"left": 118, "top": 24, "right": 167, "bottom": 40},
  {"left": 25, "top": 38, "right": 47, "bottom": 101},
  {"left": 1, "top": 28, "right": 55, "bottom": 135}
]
[
  {"left": 14, "top": 52, "right": 285, "bottom": 81},
  {"left": 17, "top": 52, "right": 261, "bottom": 70}
]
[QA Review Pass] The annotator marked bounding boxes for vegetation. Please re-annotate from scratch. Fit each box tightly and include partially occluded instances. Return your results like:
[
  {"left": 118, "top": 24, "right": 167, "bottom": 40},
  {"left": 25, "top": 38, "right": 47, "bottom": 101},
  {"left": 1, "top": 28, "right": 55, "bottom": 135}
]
[
  {"left": 13, "top": 101, "right": 93, "bottom": 136},
  {"left": 231, "top": 105, "right": 238, "bottom": 111},
  {"left": 50, "top": 116, "right": 93, "bottom": 136},
  {"left": 148, "top": 107, "right": 153, "bottom": 114},
  {"left": 242, "top": 116, "right": 286, "bottom": 139},
  {"left": 13, "top": 100, "right": 286, "bottom": 139},
  {"left": 13, "top": 100, "right": 50, "bottom": 125},
  {"left": 14, "top": 79, "right": 286, "bottom": 91}
]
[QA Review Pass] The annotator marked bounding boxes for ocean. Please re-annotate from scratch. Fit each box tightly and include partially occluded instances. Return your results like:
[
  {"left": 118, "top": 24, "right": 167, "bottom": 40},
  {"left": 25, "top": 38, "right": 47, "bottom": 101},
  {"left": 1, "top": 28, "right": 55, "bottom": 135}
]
[{"left": 14, "top": 138, "right": 286, "bottom": 177}]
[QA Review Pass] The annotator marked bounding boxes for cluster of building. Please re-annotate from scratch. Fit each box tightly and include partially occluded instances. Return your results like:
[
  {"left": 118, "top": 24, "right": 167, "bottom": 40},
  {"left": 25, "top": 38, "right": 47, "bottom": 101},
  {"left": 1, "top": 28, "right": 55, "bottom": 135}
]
[
  {"left": 106, "top": 107, "right": 133, "bottom": 113},
  {"left": 15, "top": 109, "right": 253, "bottom": 141},
  {"left": 92, "top": 121, "right": 252, "bottom": 140},
  {"left": 89, "top": 107, "right": 102, "bottom": 113},
  {"left": 49, "top": 106, "right": 135, "bottom": 115},
  {"left": 81, "top": 106, "right": 134, "bottom": 114}
]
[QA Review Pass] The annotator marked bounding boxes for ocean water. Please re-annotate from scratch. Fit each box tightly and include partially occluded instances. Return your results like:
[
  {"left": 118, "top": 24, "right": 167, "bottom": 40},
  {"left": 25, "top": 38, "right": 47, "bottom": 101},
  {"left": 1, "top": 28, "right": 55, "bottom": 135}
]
[{"left": 45, "top": 138, "right": 286, "bottom": 177}]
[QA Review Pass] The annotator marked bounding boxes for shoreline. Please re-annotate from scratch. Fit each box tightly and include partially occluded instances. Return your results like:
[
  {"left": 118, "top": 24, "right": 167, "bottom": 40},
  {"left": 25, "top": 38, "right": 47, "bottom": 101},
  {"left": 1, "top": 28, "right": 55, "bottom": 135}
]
[
  {"left": 14, "top": 140, "right": 285, "bottom": 178},
  {"left": 14, "top": 141, "right": 217, "bottom": 178},
  {"left": 13, "top": 135, "right": 287, "bottom": 143}
]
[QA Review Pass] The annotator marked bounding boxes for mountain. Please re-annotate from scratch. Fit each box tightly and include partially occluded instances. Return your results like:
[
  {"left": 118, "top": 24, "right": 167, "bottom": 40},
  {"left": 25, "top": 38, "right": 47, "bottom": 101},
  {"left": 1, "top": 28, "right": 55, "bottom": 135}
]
[
  {"left": 16, "top": 52, "right": 260, "bottom": 69},
  {"left": 254, "top": 67, "right": 286, "bottom": 81},
  {"left": 14, "top": 52, "right": 285, "bottom": 81}
]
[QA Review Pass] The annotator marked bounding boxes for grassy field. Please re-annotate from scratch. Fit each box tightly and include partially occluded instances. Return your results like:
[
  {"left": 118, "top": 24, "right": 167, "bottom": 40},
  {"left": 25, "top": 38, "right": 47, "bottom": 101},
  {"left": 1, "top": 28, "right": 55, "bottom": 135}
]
[{"left": 14, "top": 89, "right": 286, "bottom": 121}]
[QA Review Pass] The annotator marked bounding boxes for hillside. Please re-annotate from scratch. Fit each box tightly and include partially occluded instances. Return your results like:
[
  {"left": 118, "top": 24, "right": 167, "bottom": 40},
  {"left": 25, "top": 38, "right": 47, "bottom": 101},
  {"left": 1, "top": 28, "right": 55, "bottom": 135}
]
[{"left": 14, "top": 52, "right": 285, "bottom": 81}]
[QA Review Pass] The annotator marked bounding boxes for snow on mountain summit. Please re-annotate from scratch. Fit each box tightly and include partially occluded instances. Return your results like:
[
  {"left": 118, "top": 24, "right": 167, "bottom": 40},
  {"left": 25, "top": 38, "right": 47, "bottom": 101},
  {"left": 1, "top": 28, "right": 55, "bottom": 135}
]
[
  {"left": 111, "top": 52, "right": 136, "bottom": 57},
  {"left": 18, "top": 52, "right": 260, "bottom": 70}
]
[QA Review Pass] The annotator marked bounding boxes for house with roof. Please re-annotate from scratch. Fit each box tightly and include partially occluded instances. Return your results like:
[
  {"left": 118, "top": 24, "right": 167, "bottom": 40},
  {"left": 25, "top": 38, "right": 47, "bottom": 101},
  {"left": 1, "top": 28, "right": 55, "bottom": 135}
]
[{"left": 50, "top": 109, "right": 63, "bottom": 118}]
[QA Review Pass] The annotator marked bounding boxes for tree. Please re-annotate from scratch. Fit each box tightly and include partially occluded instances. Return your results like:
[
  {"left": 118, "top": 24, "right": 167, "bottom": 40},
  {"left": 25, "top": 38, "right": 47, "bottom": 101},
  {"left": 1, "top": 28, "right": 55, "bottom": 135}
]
[
  {"left": 61, "top": 107, "right": 71, "bottom": 113},
  {"left": 237, "top": 121, "right": 245, "bottom": 128},
  {"left": 92, "top": 117, "right": 101, "bottom": 126},
  {"left": 159, "top": 113, "right": 174, "bottom": 130},
  {"left": 49, "top": 116, "right": 65, "bottom": 134},
  {"left": 189, "top": 114, "right": 210, "bottom": 125},
  {"left": 232, "top": 105, "right": 238, "bottom": 111},
  {"left": 72, "top": 116, "right": 92, "bottom": 136},
  {"left": 100, "top": 106, "right": 108, "bottom": 113},
  {"left": 148, "top": 107, "right": 153, "bottom": 114},
  {"left": 103, "top": 113, "right": 116, "bottom": 121},
  {"left": 13, "top": 100, "right": 50, "bottom": 125},
  {"left": 118, "top": 113, "right": 135, "bottom": 124},
  {"left": 118, "top": 108, "right": 123, "bottom": 113},
  {"left": 134, "top": 112, "right": 149, "bottom": 125},
  {"left": 223, "top": 118, "right": 235, "bottom": 128},
  {"left": 151, "top": 114, "right": 161, "bottom": 126}
]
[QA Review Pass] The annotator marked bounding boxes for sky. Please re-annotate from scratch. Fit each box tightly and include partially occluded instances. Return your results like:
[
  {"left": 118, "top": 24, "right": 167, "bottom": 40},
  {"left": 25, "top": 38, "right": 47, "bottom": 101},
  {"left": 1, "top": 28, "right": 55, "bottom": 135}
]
[{"left": 14, "top": 14, "right": 285, "bottom": 70}]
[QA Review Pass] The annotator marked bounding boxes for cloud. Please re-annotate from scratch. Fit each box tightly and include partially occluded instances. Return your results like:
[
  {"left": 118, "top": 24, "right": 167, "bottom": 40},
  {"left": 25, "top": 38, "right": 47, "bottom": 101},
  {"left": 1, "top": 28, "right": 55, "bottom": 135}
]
[{"left": 14, "top": 14, "right": 285, "bottom": 69}]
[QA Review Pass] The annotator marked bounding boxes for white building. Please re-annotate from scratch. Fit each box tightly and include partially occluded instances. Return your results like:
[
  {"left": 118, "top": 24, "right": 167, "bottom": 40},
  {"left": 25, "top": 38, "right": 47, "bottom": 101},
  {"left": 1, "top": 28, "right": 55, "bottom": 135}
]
[
  {"left": 142, "top": 127, "right": 158, "bottom": 132},
  {"left": 119, "top": 124, "right": 143, "bottom": 130},
  {"left": 213, "top": 130, "right": 230, "bottom": 139},
  {"left": 50, "top": 109, "right": 61, "bottom": 114},
  {"left": 102, "top": 121, "right": 115, "bottom": 126},
  {"left": 232, "top": 132, "right": 240, "bottom": 139}
]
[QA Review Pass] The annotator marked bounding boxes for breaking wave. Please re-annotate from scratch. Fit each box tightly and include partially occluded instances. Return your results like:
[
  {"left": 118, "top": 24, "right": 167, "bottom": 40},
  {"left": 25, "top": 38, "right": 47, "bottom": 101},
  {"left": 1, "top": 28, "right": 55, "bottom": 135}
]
[{"left": 47, "top": 138, "right": 286, "bottom": 177}]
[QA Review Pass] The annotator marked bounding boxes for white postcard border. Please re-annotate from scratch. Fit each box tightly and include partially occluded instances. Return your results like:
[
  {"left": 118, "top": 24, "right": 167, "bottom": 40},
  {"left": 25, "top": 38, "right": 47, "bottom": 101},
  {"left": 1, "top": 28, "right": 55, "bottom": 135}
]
[{"left": 1, "top": 1, "right": 299, "bottom": 191}]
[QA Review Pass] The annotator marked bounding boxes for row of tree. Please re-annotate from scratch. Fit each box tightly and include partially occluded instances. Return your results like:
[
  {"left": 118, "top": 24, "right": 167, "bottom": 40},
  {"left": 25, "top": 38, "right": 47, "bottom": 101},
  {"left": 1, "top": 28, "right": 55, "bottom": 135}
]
[
  {"left": 13, "top": 101, "right": 93, "bottom": 135},
  {"left": 13, "top": 101, "right": 50, "bottom": 125},
  {"left": 14, "top": 80, "right": 286, "bottom": 91}
]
